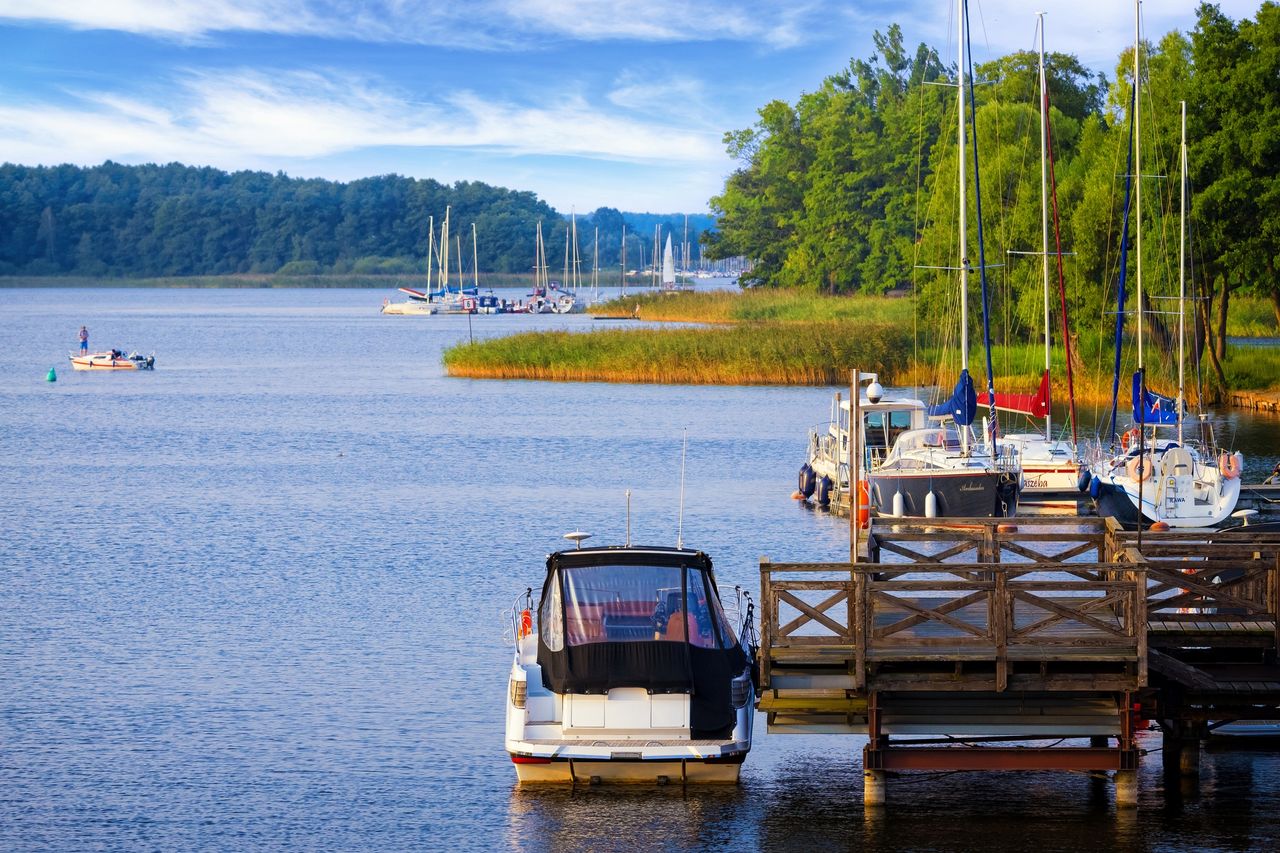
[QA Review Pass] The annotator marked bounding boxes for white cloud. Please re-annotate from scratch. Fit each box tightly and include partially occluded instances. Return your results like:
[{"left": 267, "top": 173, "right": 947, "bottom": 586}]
[
  {"left": 0, "top": 0, "right": 830, "bottom": 47},
  {"left": 899, "top": 1, "right": 1267, "bottom": 70},
  {"left": 0, "top": 68, "right": 725, "bottom": 171}
]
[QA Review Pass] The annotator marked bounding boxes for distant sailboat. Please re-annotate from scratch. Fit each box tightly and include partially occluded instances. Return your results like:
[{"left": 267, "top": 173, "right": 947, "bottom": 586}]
[{"left": 661, "top": 235, "right": 676, "bottom": 291}]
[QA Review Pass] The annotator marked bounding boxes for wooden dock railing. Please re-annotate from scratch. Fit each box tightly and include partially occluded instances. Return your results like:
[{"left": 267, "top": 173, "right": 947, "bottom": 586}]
[{"left": 759, "top": 558, "right": 1146, "bottom": 692}]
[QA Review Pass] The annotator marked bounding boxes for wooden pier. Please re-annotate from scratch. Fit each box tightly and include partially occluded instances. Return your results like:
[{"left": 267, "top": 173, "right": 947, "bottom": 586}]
[{"left": 757, "top": 516, "right": 1280, "bottom": 807}]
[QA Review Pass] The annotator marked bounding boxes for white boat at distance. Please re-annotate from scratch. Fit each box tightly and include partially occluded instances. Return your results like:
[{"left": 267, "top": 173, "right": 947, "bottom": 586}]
[
  {"left": 69, "top": 349, "right": 155, "bottom": 370},
  {"left": 505, "top": 537, "right": 755, "bottom": 783}
]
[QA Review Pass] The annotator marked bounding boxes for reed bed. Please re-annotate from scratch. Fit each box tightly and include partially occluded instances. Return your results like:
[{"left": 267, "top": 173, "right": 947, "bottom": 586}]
[
  {"left": 594, "top": 290, "right": 915, "bottom": 325},
  {"left": 444, "top": 321, "right": 911, "bottom": 385}
]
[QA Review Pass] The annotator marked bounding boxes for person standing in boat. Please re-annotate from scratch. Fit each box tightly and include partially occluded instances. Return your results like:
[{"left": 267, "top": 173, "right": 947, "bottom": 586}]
[{"left": 78, "top": 326, "right": 88, "bottom": 353}]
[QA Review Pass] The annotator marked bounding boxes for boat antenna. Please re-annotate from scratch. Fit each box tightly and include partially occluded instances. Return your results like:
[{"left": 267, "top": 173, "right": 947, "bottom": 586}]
[
  {"left": 625, "top": 488, "right": 632, "bottom": 547},
  {"left": 677, "top": 428, "right": 688, "bottom": 549}
]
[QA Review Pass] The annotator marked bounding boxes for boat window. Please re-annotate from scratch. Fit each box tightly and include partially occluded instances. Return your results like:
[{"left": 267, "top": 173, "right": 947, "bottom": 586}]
[
  {"left": 701, "top": 573, "right": 739, "bottom": 650},
  {"left": 555, "top": 563, "right": 734, "bottom": 648},
  {"left": 540, "top": 571, "right": 564, "bottom": 652}
]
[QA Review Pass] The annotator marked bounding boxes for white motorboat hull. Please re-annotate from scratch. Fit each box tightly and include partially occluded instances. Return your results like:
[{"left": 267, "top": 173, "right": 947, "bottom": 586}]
[
  {"left": 69, "top": 352, "right": 153, "bottom": 370},
  {"left": 381, "top": 301, "right": 438, "bottom": 315}
]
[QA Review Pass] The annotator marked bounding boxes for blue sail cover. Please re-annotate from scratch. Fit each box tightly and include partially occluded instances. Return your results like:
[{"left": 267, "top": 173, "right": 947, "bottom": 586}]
[
  {"left": 929, "top": 369, "right": 978, "bottom": 425},
  {"left": 1132, "top": 372, "right": 1182, "bottom": 425}
]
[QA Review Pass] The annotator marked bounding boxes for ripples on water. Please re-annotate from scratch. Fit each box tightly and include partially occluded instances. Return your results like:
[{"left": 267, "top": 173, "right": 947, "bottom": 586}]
[{"left": 2, "top": 288, "right": 1278, "bottom": 850}]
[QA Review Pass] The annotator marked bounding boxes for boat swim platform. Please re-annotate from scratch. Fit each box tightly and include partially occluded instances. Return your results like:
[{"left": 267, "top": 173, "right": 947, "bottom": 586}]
[{"left": 757, "top": 516, "right": 1280, "bottom": 805}]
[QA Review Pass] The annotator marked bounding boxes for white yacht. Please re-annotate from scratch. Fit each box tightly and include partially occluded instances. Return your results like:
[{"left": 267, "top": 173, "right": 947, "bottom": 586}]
[
  {"left": 505, "top": 540, "right": 755, "bottom": 783},
  {"left": 801, "top": 375, "right": 1021, "bottom": 518}
]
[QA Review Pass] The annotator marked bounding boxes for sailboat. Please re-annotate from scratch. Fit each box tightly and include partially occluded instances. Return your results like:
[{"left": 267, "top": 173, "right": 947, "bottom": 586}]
[
  {"left": 660, "top": 234, "right": 677, "bottom": 292},
  {"left": 381, "top": 214, "right": 440, "bottom": 315},
  {"left": 987, "top": 15, "right": 1081, "bottom": 494},
  {"left": 1086, "top": 2, "right": 1243, "bottom": 528},
  {"left": 845, "top": 0, "right": 1021, "bottom": 519}
]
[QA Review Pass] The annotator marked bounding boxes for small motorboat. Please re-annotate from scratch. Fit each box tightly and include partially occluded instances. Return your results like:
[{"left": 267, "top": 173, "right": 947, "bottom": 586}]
[
  {"left": 505, "top": 537, "right": 756, "bottom": 783},
  {"left": 69, "top": 349, "right": 154, "bottom": 370}
]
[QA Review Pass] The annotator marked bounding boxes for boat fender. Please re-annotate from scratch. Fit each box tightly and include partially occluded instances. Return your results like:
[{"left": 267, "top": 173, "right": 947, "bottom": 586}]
[
  {"left": 924, "top": 490, "right": 938, "bottom": 519},
  {"left": 1220, "top": 452, "right": 1242, "bottom": 480},
  {"left": 1089, "top": 476, "right": 1102, "bottom": 499},
  {"left": 1149, "top": 521, "right": 1170, "bottom": 532},
  {"left": 816, "top": 475, "right": 833, "bottom": 507},
  {"left": 1077, "top": 469, "right": 1092, "bottom": 493},
  {"left": 1126, "top": 454, "right": 1153, "bottom": 483},
  {"left": 891, "top": 490, "right": 905, "bottom": 518},
  {"left": 1121, "top": 427, "right": 1140, "bottom": 450},
  {"left": 798, "top": 464, "right": 816, "bottom": 499}
]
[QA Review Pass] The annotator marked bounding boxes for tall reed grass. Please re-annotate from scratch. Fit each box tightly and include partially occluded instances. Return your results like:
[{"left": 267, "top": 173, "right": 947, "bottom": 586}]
[{"left": 444, "top": 321, "right": 911, "bottom": 385}]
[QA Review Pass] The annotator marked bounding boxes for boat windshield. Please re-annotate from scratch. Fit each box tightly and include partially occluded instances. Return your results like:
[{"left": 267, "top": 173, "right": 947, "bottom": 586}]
[
  {"left": 885, "top": 427, "right": 962, "bottom": 461},
  {"left": 542, "top": 563, "right": 736, "bottom": 650}
]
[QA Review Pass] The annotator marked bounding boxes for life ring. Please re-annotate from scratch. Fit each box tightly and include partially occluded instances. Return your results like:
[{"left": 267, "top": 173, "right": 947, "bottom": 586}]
[
  {"left": 1120, "top": 427, "right": 1140, "bottom": 450},
  {"left": 1220, "top": 452, "right": 1242, "bottom": 480},
  {"left": 1126, "top": 453, "right": 1154, "bottom": 482}
]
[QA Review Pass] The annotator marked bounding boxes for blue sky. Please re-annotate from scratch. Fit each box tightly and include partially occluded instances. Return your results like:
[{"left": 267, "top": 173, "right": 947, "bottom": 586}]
[{"left": 0, "top": 1, "right": 1263, "bottom": 213}]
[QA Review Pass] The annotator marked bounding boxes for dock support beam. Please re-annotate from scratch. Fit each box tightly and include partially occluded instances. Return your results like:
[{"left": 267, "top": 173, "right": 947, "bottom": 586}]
[
  {"left": 863, "top": 769, "right": 886, "bottom": 807},
  {"left": 1115, "top": 769, "right": 1138, "bottom": 807}
]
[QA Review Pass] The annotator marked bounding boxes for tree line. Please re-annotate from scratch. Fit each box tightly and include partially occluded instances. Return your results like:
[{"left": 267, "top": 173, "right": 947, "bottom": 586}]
[
  {"left": 703, "top": 3, "right": 1280, "bottom": 389},
  {"left": 0, "top": 161, "right": 713, "bottom": 278}
]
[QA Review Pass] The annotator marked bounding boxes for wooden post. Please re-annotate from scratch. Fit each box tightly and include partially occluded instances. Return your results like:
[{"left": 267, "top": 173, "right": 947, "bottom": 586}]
[
  {"left": 851, "top": 369, "right": 860, "bottom": 564},
  {"left": 1272, "top": 554, "right": 1280, "bottom": 656},
  {"left": 994, "top": 569, "right": 1008, "bottom": 692},
  {"left": 854, "top": 570, "right": 867, "bottom": 691},
  {"left": 759, "top": 557, "right": 772, "bottom": 690},
  {"left": 1135, "top": 567, "right": 1148, "bottom": 686}
]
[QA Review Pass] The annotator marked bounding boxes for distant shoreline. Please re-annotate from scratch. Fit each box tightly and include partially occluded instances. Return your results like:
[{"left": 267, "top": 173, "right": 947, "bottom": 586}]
[{"left": 0, "top": 274, "right": 545, "bottom": 289}]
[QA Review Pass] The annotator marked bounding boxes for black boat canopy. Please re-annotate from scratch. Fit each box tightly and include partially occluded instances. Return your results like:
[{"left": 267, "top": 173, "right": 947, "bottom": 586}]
[{"left": 536, "top": 545, "right": 747, "bottom": 737}]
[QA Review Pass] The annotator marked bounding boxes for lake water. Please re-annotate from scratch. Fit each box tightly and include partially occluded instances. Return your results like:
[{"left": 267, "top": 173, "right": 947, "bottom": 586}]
[{"left": 3, "top": 287, "right": 1279, "bottom": 851}]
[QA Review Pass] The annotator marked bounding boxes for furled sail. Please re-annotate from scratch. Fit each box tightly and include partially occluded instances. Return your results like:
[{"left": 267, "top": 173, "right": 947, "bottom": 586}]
[
  {"left": 1131, "top": 371, "right": 1182, "bottom": 425},
  {"left": 928, "top": 369, "right": 977, "bottom": 425},
  {"left": 978, "top": 370, "right": 1051, "bottom": 418}
]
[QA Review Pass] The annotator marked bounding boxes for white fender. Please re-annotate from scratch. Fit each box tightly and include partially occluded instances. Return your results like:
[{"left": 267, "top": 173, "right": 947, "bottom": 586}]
[{"left": 924, "top": 491, "right": 938, "bottom": 518}]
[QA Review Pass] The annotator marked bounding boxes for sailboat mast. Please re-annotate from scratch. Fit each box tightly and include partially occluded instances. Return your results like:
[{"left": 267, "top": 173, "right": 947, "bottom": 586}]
[
  {"left": 1039, "top": 13, "right": 1052, "bottom": 441},
  {"left": 957, "top": 0, "right": 969, "bottom": 373},
  {"left": 442, "top": 206, "right": 450, "bottom": 292},
  {"left": 1134, "top": 0, "right": 1144, "bottom": 370},
  {"left": 1178, "top": 99, "right": 1187, "bottom": 446},
  {"left": 472, "top": 223, "right": 479, "bottom": 291},
  {"left": 571, "top": 211, "right": 579, "bottom": 293},
  {"left": 620, "top": 224, "right": 627, "bottom": 296},
  {"left": 426, "top": 215, "right": 434, "bottom": 290},
  {"left": 593, "top": 226, "right": 599, "bottom": 300},
  {"left": 563, "top": 226, "right": 569, "bottom": 287}
]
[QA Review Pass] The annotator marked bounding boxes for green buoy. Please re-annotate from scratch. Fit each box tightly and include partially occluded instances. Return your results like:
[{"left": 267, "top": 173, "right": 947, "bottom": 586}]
[{"left": 46, "top": 367, "right": 57, "bottom": 382}]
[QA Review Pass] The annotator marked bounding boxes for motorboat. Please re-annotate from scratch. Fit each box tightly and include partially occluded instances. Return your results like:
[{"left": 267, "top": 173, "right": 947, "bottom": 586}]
[
  {"left": 801, "top": 374, "right": 1021, "bottom": 518},
  {"left": 69, "top": 349, "right": 154, "bottom": 370},
  {"left": 505, "top": 538, "right": 756, "bottom": 783}
]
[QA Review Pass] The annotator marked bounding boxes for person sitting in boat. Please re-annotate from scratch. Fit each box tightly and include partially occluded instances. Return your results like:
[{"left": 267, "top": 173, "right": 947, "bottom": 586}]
[
  {"left": 110, "top": 348, "right": 121, "bottom": 359},
  {"left": 653, "top": 592, "right": 716, "bottom": 647}
]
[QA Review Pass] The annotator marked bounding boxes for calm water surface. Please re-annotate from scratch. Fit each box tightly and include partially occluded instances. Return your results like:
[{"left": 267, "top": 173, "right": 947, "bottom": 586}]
[{"left": 2, "top": 288, "right": 1279, "bottom": 851}]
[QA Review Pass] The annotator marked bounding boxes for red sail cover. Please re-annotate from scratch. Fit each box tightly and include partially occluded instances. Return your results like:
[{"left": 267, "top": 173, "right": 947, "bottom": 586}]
[{"left": 977, "top": 369, "right": 1051, "bottom": 418}]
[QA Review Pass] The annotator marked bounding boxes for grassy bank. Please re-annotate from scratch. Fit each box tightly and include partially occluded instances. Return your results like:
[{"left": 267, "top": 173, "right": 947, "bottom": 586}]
[
  {"left": 444, "top": 321, "right": 910, "bottom": 385},
  {"left": 444, "top": 289, "right": 1280, "bottom": 397}
]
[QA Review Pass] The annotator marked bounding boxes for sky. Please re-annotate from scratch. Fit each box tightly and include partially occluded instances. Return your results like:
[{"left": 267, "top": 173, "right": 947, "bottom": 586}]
[{"left": 0, "top": 1, "right": 1265, "bottom": 213}]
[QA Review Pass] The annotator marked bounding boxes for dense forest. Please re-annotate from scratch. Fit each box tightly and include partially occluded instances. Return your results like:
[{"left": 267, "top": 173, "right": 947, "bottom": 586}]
[
  {"left": 703, "top": 3, "right": 1279, "bottom": 389},
  {"left": 0, "top": 161, "right": 713, "bottom": 278}
]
